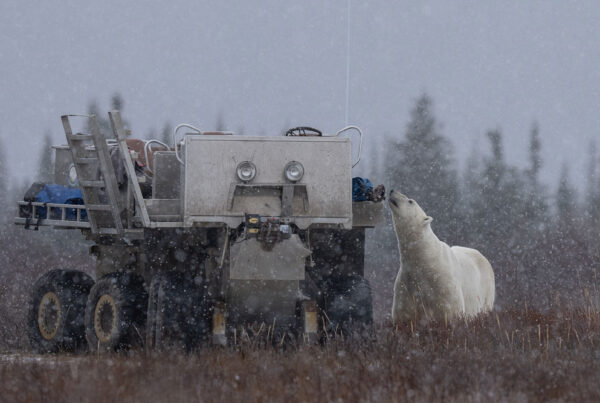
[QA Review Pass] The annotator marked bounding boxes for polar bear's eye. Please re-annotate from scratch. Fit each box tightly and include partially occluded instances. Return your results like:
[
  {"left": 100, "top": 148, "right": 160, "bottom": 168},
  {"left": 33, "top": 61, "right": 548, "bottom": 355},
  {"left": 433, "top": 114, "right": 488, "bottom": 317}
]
[{"left": 408, "top": 200, "right": 414, "bottom": 204}]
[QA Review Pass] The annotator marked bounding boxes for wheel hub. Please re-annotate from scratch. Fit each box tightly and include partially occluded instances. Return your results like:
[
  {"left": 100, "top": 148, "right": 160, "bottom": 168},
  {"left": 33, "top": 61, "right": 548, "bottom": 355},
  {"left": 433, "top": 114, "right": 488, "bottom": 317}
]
[
  {"left": 38, "top": 292, "right": 61, "bottom": 340},
  {"left": 94, "top": 294, "right": 117, "bottom": 343}
]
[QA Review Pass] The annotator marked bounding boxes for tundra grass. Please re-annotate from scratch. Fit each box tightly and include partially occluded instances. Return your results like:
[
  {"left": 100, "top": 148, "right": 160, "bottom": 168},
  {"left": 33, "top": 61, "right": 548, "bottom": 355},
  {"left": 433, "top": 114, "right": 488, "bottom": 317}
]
[{"left": 2, "top": 309, "right": 600, "bottom": 402}]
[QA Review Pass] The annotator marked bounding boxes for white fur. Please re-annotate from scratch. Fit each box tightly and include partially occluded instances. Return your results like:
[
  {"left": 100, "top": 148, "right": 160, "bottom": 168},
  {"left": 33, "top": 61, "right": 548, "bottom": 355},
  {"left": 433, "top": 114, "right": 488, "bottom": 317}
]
[{"left": 389, "top": 191, "right": 495, "bottom": 322}]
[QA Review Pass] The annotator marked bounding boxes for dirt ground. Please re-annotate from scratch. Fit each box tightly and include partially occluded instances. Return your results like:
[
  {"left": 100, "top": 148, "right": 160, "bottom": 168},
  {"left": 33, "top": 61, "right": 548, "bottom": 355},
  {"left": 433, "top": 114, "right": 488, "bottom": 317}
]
[{"left": 2, "top": 310, "right": 600, "bottom": 402}]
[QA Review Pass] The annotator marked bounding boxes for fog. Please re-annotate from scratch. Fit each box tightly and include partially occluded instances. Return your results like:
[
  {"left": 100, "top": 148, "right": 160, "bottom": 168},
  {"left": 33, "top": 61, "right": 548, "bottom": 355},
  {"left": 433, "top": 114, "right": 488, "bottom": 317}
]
[
  {"left": 3, "top": 4, "right": 600, "bottom": 401},
  {"left": 1, "top": 1, "right": 599, "bottom": 186}
]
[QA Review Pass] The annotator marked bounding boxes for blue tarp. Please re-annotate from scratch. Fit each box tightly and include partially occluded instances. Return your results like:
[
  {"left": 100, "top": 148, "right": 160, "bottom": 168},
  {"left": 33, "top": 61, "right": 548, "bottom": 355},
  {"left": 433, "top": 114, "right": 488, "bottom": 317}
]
[
  {"left": 35, "top": 184, "right": 86, "bottom": 220},
  {"left": 352, "top": 177, "right": 373, "bottom": 202}
]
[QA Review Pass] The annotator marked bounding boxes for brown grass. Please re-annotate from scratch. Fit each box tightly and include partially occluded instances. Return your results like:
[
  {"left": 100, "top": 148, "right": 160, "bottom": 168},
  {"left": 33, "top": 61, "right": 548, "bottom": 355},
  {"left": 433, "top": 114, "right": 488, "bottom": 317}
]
[
  {"left": 2, "top": 216, "right": 600, "bottom": 401},
  {"left": 2, "top": 309, "right": 600, "bottom": 402}
]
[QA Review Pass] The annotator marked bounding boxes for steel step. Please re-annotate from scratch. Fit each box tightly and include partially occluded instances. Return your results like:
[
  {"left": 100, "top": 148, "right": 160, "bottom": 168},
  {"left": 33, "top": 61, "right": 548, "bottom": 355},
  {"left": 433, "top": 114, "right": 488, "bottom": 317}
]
[
  {"left": 97, "top": 228, "right": 120, "bottom": 234},
  {"left": 68, "top": 133, "right": 93, "bottom": 140},
  {"left": 74, "top": 157, "right": 99, "bottom": 164},
  {"left": 86, "top": 204, "right": 112, "bottom": 211},
  {"left": 79, "top": 180, "right": 105, "bottom": 188}
]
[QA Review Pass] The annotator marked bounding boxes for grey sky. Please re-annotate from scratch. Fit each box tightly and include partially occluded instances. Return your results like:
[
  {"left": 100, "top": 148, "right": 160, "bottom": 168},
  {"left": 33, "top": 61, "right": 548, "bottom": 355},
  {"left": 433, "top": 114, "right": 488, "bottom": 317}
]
[{"left": 1, "top": 1, "right": 599, "bottom": 188}]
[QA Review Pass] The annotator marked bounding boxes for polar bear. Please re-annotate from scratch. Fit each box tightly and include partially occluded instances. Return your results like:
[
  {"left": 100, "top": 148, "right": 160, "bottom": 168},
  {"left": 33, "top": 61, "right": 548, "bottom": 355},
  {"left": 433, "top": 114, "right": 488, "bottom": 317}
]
[{"left": 388, "top": 190, "right": 495, "bottom": 322}]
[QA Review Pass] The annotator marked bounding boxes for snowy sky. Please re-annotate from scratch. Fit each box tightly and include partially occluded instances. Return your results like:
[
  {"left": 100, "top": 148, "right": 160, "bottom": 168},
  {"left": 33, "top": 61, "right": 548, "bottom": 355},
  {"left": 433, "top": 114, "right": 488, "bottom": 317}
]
[{"left": 1, "top": 1, "right": 599, "bottom": 189}]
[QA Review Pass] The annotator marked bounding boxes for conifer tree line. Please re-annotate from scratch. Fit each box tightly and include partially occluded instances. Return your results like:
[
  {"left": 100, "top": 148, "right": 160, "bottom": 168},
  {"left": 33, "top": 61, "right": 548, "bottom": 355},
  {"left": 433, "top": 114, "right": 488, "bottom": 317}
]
[
  {"left": 1, "top": 93, "right": 599, "bottom": 313},
  {"left": 369, "top": 94, "right": 600, "bottom": 310}
]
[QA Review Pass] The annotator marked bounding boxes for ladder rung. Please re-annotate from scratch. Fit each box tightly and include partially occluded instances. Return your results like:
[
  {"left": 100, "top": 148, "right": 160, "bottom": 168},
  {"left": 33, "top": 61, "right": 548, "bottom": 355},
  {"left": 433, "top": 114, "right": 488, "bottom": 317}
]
[
  {"left": 74, "top": 157, "right": 98, "bottom": 164},
  {"left": 79, "top": 180, "right": 105, "bottom": 188},
  {"left": 98, "top": 228, "right": 119, "bottom": 234},
  {"left": 69, "top": 133, "right": 94, "bottom": 140},
  {"left": 86, "top": 204, "right": 112, "bottom": 211}
]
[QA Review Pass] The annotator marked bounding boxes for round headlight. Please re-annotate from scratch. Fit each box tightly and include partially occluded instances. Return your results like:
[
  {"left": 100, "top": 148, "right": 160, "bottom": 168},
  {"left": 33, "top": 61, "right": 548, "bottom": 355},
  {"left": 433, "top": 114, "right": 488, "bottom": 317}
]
[
  {"left": 68, "top": 163, "right": 78, "bottom": 186},
  {"left": 237, "top": 161, "right": 257, "bottom": 182},
  {"left": 284, "top": 161, "right": 304, "bottom": 182}
]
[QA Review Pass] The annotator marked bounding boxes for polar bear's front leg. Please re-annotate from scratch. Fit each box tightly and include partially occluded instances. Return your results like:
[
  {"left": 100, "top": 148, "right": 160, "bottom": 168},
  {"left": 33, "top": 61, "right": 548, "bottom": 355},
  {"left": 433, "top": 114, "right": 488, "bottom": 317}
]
[
  {"left": 446, "top": 282, "right": 466, "bottom": 319},
  {"left": 457, "top": 286, "right": 466, "bottom": 317},
  {"left": 392, "top": 270, "right": 413, "bottom": 323}
]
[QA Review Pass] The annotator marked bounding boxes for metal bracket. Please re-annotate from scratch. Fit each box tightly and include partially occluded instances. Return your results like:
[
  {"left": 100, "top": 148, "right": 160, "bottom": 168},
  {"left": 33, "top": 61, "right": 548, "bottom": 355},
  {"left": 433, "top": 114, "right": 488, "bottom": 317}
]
[{"left": 226, "top": 183, "right": 309, "bottom": 213}]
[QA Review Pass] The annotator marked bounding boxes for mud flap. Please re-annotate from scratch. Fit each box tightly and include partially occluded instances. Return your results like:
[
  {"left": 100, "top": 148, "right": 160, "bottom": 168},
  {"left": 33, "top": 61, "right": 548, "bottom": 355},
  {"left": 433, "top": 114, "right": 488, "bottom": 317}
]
[
  {"left": 229, "top": 234, "right": 310, "bottom": 281},
  {"left": 212, "top": 301, "right": 227, "bottom": 346},
  {"left": 227, "top": 234, "right": 311, "bottom": 329},
  {"left": 301, "top": 300, "right": 318, "bottom": 344}
]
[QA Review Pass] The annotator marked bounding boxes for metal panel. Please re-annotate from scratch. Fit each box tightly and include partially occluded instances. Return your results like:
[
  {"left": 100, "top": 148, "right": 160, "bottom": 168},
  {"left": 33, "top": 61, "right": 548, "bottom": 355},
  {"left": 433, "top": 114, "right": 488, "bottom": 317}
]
[
  {"left": 145, "top": 198, "right": 181, "bottom": 220},
  {"left": 152, "top": 151, "right": 181, "bottom": 199},
  {"left": 352, "top": 201, "right": 385, "bottom": 228},
  {"left": 229, "top": 235, "right": 310, "bottom": 280},
  {"left": 183, "top": 135, "right": 352, "bottom": 228}
]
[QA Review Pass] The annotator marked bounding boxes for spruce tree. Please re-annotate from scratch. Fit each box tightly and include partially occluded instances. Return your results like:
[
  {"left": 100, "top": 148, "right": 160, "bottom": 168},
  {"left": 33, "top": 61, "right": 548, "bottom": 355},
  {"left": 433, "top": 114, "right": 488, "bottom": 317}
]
[
  {"left": 585, "top": 140, "right": 600, "bottom": 229},
  {"left": 160, "top": 122, "right": 172, "bottom": 145},
  {"left": 86, "top": 99, "right": 111, "bottom": 137},
  {"left": 517, "top": 123, "right": 549, "bottom": 300},
  {"left": 583, "top": 140, "right": 600, "bottom": 272},
  {"left": 0, "top": 137, "right": 7, "bottom": 200},
  {"left": 0, "top": 138, "right": 8, "bottom": 225},
  {"left": 462, "top": 143, "right": 483, "bottom": 245},
  {"left": 111, "top": 93, "right": 123, "bottom": 111},
  {"left": 469, "top": 129, "right": 526, "bottom": 306},
  {"left": 390, "top": 94, "right": 460, "bottom": 243},
  {"left": 110, "top": 92, "right": 130, "bottom": 135},
  {"left": 526, "top": 122, "right": 542, "bottom": 182},
  {"left": 86, "top": 93, "right": 129, "bottom": 138},
  {"left": 556, "top": 163, "right": 577, "bottom": 225},
  {"left": 36, "top": 132, "right": 54, "bottom": 183},
  {"left": 523, "top": 122, "right": 548, "bottom": 223},
  {"left": 550, "top": 163, "right": 585, "bottom": 304}
]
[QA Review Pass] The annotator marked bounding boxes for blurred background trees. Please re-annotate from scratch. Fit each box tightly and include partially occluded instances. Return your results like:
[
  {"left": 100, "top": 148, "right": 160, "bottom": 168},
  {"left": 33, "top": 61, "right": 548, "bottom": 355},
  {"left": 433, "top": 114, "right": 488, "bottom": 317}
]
[
  {"left": 366, "top": 93, "right": 599, "bottom": 315},
  {"left": 1, "top": 92, "right": 599, "bottom": 331}
]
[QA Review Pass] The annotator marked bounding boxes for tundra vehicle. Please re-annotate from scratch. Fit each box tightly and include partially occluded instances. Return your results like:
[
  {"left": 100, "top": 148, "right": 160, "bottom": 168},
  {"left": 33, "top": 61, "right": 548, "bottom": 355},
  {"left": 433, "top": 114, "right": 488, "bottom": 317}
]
[{"left": 16, "top": 111, "right": 383, "bottom": 352}]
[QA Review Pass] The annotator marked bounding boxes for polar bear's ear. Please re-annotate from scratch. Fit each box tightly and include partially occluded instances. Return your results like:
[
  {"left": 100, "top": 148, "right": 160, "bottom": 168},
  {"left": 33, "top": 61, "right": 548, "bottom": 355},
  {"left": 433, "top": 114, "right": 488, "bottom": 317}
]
[{"left": 423, "top": 216, "right": 433, "bottom": 225}]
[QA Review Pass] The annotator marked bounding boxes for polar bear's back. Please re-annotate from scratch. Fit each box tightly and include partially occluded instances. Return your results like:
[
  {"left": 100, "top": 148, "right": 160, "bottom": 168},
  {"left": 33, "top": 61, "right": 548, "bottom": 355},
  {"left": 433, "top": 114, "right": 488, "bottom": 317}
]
[{"left": 451, "top": 246, "right": 495, "bottom": 314}]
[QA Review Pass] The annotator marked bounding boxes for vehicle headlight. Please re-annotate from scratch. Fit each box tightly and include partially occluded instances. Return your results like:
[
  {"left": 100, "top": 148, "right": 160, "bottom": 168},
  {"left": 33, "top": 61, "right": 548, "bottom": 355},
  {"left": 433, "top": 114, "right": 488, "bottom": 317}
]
[
  {"left": 284, "top": 161, "right": 304, "bottom": 182},
  {"left": 237, "top": 161, "right": 257, "bottom": 182},
  {"left": 68, "top": 163, "right": 78, "bottom": 186}
]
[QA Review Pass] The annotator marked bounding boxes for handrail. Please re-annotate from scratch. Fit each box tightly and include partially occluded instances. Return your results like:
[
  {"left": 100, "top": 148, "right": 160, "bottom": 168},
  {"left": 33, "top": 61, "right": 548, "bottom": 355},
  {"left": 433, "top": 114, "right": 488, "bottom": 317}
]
[
  {"left": 143, "top": 139, "right": 170, "bottom": 174},
  {"left": 172, "top": 123, "right": 203, "bottom": 165},
  {"left": 17, "top": 201, "right": 88, "bottom": 223},
  {"left": 335, "top": 125, "right": 363, "bottom": 168},
  {"left": 17, "top": 201, "right": 86, "bottom": 208}
]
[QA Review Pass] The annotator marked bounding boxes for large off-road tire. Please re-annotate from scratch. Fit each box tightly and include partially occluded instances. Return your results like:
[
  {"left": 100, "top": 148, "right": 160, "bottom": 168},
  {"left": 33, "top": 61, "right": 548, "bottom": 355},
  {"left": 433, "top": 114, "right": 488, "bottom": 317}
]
[
  {"left": 324, "top": 275, "right": 373, "bottom": 336},
  {"left": 146, "top": 272, "right": 210, "bottom": 352},
  {"left": 85, "top": 271, "right": 147, "bottom": 352},
  {"left": 28, "top": 270, "right": 94, "bottom": 353}
]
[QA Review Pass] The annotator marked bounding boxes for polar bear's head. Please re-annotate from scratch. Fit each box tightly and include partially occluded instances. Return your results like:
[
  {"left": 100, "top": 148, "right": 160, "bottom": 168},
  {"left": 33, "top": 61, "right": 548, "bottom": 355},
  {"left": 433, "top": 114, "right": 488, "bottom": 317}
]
[{"left": 388, "top": 190, "right": 433, "bottom": 239}]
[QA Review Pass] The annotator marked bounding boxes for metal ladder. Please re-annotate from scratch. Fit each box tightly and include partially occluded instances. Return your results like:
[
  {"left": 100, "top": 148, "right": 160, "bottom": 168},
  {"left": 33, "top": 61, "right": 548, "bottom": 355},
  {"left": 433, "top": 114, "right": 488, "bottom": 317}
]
[
  {"left": 61, "top": 114, "right": 123, "bottom": 235},
  {"left": 108, "top": 110, "right": 151, "bottom": 228}
]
